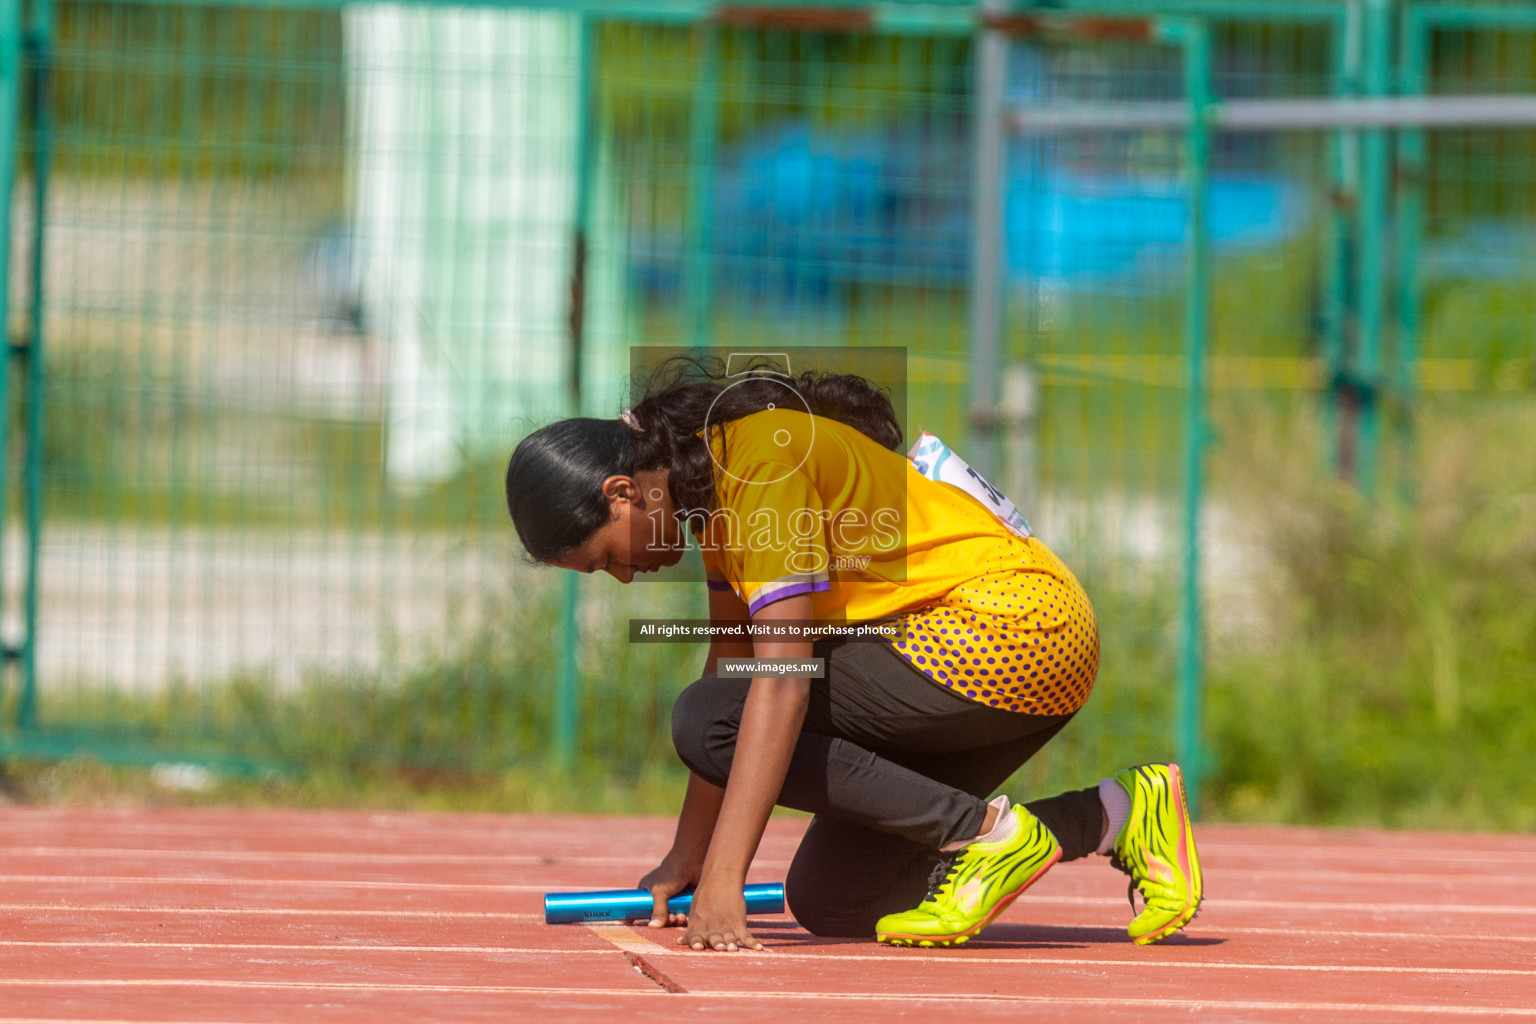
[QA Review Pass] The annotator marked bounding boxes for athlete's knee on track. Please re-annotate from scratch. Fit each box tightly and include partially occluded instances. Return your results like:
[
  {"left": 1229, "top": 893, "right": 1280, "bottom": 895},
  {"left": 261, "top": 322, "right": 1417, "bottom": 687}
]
[{"left": 785, "top": 862, "right": 877, "bottom": 938}]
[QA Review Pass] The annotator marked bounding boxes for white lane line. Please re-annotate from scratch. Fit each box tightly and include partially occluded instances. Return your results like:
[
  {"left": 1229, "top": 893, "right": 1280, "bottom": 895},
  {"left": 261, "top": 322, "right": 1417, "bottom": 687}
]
[
  {"left": 1210, "top": 844, "right": 1536, "bottom": 863},
  {"left": 0, "top": 980, "right": 664, "bottom": 996},
  {"left": 0, "top": 875, "right": 550, "bottom": 893},
  {"left": 0, "top": 848, "right": 696, "bottom": 868},
  {"left": 7, "top": 814, "right": 1527, "bottom": 857},
  {"left": 679, "top": 951, "right": 1536, "bottom": 976},
  {"left": 1205, "top": 868, "right": 1536, "bottom": 886},
  {"left": 0, "top": 904, "right": 543, "bottom": 920},
  {"left": 686, "top": 992, "right": 1536, "bottom": 1016},
  {"left": 4, "top": 889, "right": 1534, "bottom": 918},
  {"left": 1211, "top": 925, "right": 1536, "bottom": 944},
  {"left": 0, "top": 938, "right": 1525, "bottom": 977},
  {"left": 598, "top": 932, "right": 1536, "bottom": 975},
  {"left": 1, "top": 856, "right": 1530, "bottom": 888},
  {"left": 3, "top": 923, "right": 1533, "bottom": 950},
  {"left": 0, "top": 819, "right": 695, "bottom": 846},
  {"left": 0, "top": 941, "right": 604, "bottom": 955},
  {"left": 1026, "top": 895, "right": 1536, "bottom": 916},
  {"left": 0, "top": 980, "right": 1529, "bottom": 1015},
  {"left": 0, "top": 1019, "right": 255, "bottom": 1024}
]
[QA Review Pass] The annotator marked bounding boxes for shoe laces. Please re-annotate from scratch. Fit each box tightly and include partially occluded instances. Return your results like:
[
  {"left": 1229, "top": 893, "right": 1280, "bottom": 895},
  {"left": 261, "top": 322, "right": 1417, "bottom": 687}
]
[
  {"left": 1109, "top": 851, "right": 1143, "bottom": 913},
  {"left": 921, "top": 852, "right": 961, "bottom": 905}
]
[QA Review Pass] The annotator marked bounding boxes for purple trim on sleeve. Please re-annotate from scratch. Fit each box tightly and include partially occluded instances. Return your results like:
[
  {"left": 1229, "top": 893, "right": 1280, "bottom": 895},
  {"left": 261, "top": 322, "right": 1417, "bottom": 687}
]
[
  {"left": 706, "top": 579, "right": 734, "bottom": 592},
  {"left": 746, "top": 578, "right": 831, "bottom": 617}
]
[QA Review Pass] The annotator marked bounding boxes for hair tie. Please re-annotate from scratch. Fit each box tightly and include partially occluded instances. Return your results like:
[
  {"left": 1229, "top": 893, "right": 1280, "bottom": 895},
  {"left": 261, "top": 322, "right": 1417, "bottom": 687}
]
[{"left": 619, "top": 409, "right": 645, "bottom": 434}]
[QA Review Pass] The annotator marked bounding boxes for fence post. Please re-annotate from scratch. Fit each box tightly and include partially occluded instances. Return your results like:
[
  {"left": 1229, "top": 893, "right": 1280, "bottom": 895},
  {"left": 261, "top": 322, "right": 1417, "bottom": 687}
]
[
  {"left": 1394, "top": 6, "right": 1427, "bottom": 503},
  {"left": 1171, "top": 16, "right": 1212, "bottom": 818},
  {"left": 554, "top": 16, "right": 598, "bottom": 774},
  {"left": 1353, "top": 0, "right": 1393, "bottom": 498},
  {"left": 684, "top": 23, "right": 720, "bottom": 351},
  {"left": 19, "top": 0, "right": 51, "bottom": 731},
  {"left": 967, "top": 0, "right": 1009, "bottom": 479},
  {"left": 1325, "top": 1, "right": 1362, "bottom": 479},
  {"left": 0, "top": 0, "right": 22, "bottom": 712}
]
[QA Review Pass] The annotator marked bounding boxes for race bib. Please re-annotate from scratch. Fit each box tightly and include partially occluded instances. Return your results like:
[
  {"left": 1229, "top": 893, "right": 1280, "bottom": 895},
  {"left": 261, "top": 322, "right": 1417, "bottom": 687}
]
[{"left": 907, "top": 432, "right": 1032, "bottom": 539}]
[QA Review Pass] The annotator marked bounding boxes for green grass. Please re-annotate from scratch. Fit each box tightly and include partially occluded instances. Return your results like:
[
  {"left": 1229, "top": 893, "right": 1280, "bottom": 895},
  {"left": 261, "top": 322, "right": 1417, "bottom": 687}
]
[
  {"left": 2, "top": 578, "right": 702, "bottom": 772},
  {"left": 10, "top": 266, "right": 1535, "bottom": 826},
  {"left": 0, "top": 755, "right": 697, "bottom": 816},
  {"left": 0, "top": 553, "right": 1179, "bottom": 818},
  {"left": 5, "top": 394, "right": 1535, "bottom": 829},
  {"left": 1202, "top": 397, "right": 1536, "bottom": 830},
  {"left": 12, "top": 393, "right": 1536, "bottom": 829}
]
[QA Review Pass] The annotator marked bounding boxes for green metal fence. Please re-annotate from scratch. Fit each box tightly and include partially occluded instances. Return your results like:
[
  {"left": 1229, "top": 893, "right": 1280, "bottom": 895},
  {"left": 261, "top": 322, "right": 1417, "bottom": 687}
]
[{"left": 0, "top": 0, "right": 1533, "bottom": 811}]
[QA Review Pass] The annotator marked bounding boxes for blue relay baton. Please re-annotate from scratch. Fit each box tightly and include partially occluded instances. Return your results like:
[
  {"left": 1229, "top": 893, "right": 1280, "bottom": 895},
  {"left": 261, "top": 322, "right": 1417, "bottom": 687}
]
[{"left": 543, "top": 882, "right": 785, "bottom": 924}]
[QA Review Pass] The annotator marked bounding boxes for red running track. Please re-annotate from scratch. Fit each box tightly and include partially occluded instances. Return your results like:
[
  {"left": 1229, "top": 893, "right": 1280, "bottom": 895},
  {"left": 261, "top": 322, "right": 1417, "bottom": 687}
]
[{"left": 1, "top": 807, "right": 1533, "bottom": 1022}]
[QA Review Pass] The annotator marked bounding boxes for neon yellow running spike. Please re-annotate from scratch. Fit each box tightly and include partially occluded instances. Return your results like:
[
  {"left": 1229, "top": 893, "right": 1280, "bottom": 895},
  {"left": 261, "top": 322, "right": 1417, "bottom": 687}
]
[
  {"left": 1110, "top": 763, "right": 1204, "bottom": 945},
  {"left": 875, "top": 804, "right": 1061, "bottom": 948}
]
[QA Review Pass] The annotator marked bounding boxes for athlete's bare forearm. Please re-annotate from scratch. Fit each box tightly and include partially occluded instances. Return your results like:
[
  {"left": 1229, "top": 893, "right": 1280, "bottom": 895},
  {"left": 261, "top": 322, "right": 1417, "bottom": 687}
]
[{"left": 670, "top": 771, "right": 726, "bottom": 869}]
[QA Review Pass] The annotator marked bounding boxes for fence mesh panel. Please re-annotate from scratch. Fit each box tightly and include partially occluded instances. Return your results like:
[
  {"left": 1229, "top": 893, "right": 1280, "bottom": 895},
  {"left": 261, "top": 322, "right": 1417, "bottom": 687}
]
[{"left": 2, "top": 2, "right": 1532, "bottom": 804}]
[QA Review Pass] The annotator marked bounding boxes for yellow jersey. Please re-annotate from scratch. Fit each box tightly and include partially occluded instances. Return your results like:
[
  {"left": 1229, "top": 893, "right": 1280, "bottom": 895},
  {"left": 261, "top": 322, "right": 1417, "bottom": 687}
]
[
  {"left": 693, "top": 408, "right": 1030, "bottom": 617},
  {"left": 693, "top": 407, "right": 1098, "bottom": 715}
]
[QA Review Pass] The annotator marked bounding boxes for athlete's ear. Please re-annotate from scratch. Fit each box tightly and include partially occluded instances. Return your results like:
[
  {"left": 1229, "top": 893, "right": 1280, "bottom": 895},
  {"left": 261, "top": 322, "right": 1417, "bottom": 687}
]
[{"left": 600, "top": 475, "right": 640, "bottom": 507}]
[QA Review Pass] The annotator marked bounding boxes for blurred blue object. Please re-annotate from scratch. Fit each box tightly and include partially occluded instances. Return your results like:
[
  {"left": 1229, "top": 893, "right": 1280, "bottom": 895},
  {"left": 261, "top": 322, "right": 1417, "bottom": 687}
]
[
  {"left": 1008, "top": 172, "right": 1306, "bottom": 289},
  {"left": 709, "top": 122, "right": 970, "bottom": 302},
  {"left": 626, "top": 120, "right": 1310, "bottom": 305}
]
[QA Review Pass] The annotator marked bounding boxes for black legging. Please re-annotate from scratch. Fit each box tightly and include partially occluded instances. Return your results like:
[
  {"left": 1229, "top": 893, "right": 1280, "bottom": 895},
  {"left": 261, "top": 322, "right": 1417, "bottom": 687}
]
[{"left": 670, "top": 637, "right": 1104, "bottom": 938}]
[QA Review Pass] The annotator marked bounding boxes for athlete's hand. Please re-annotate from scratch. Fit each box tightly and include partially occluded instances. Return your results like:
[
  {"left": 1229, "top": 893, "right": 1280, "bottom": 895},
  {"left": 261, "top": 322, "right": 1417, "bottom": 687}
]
[
  {"left": 680, "top": 878, "right": 763, "bottom": 952},
  {"left": 638, "top": 851, "right": 701, "bottom": 928}
]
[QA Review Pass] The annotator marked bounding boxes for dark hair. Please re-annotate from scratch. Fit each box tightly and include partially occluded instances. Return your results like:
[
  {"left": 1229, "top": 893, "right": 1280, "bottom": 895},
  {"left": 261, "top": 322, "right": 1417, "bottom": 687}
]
[{"left": 505, "top": 355, "right": 901, "bottom": 562}]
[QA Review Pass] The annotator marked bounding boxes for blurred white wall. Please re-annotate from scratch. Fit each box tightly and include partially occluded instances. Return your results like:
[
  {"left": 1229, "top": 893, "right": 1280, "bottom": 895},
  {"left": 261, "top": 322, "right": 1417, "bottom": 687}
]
[{"left": 345, "top": 6, "right": 629, "bottom": 487}]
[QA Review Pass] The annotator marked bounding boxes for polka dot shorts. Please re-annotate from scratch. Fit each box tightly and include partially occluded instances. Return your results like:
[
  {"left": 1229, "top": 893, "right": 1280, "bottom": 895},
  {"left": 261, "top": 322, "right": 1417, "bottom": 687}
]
[{"left": 887, "top": 558, "right": 1099, "bottom": 716}]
